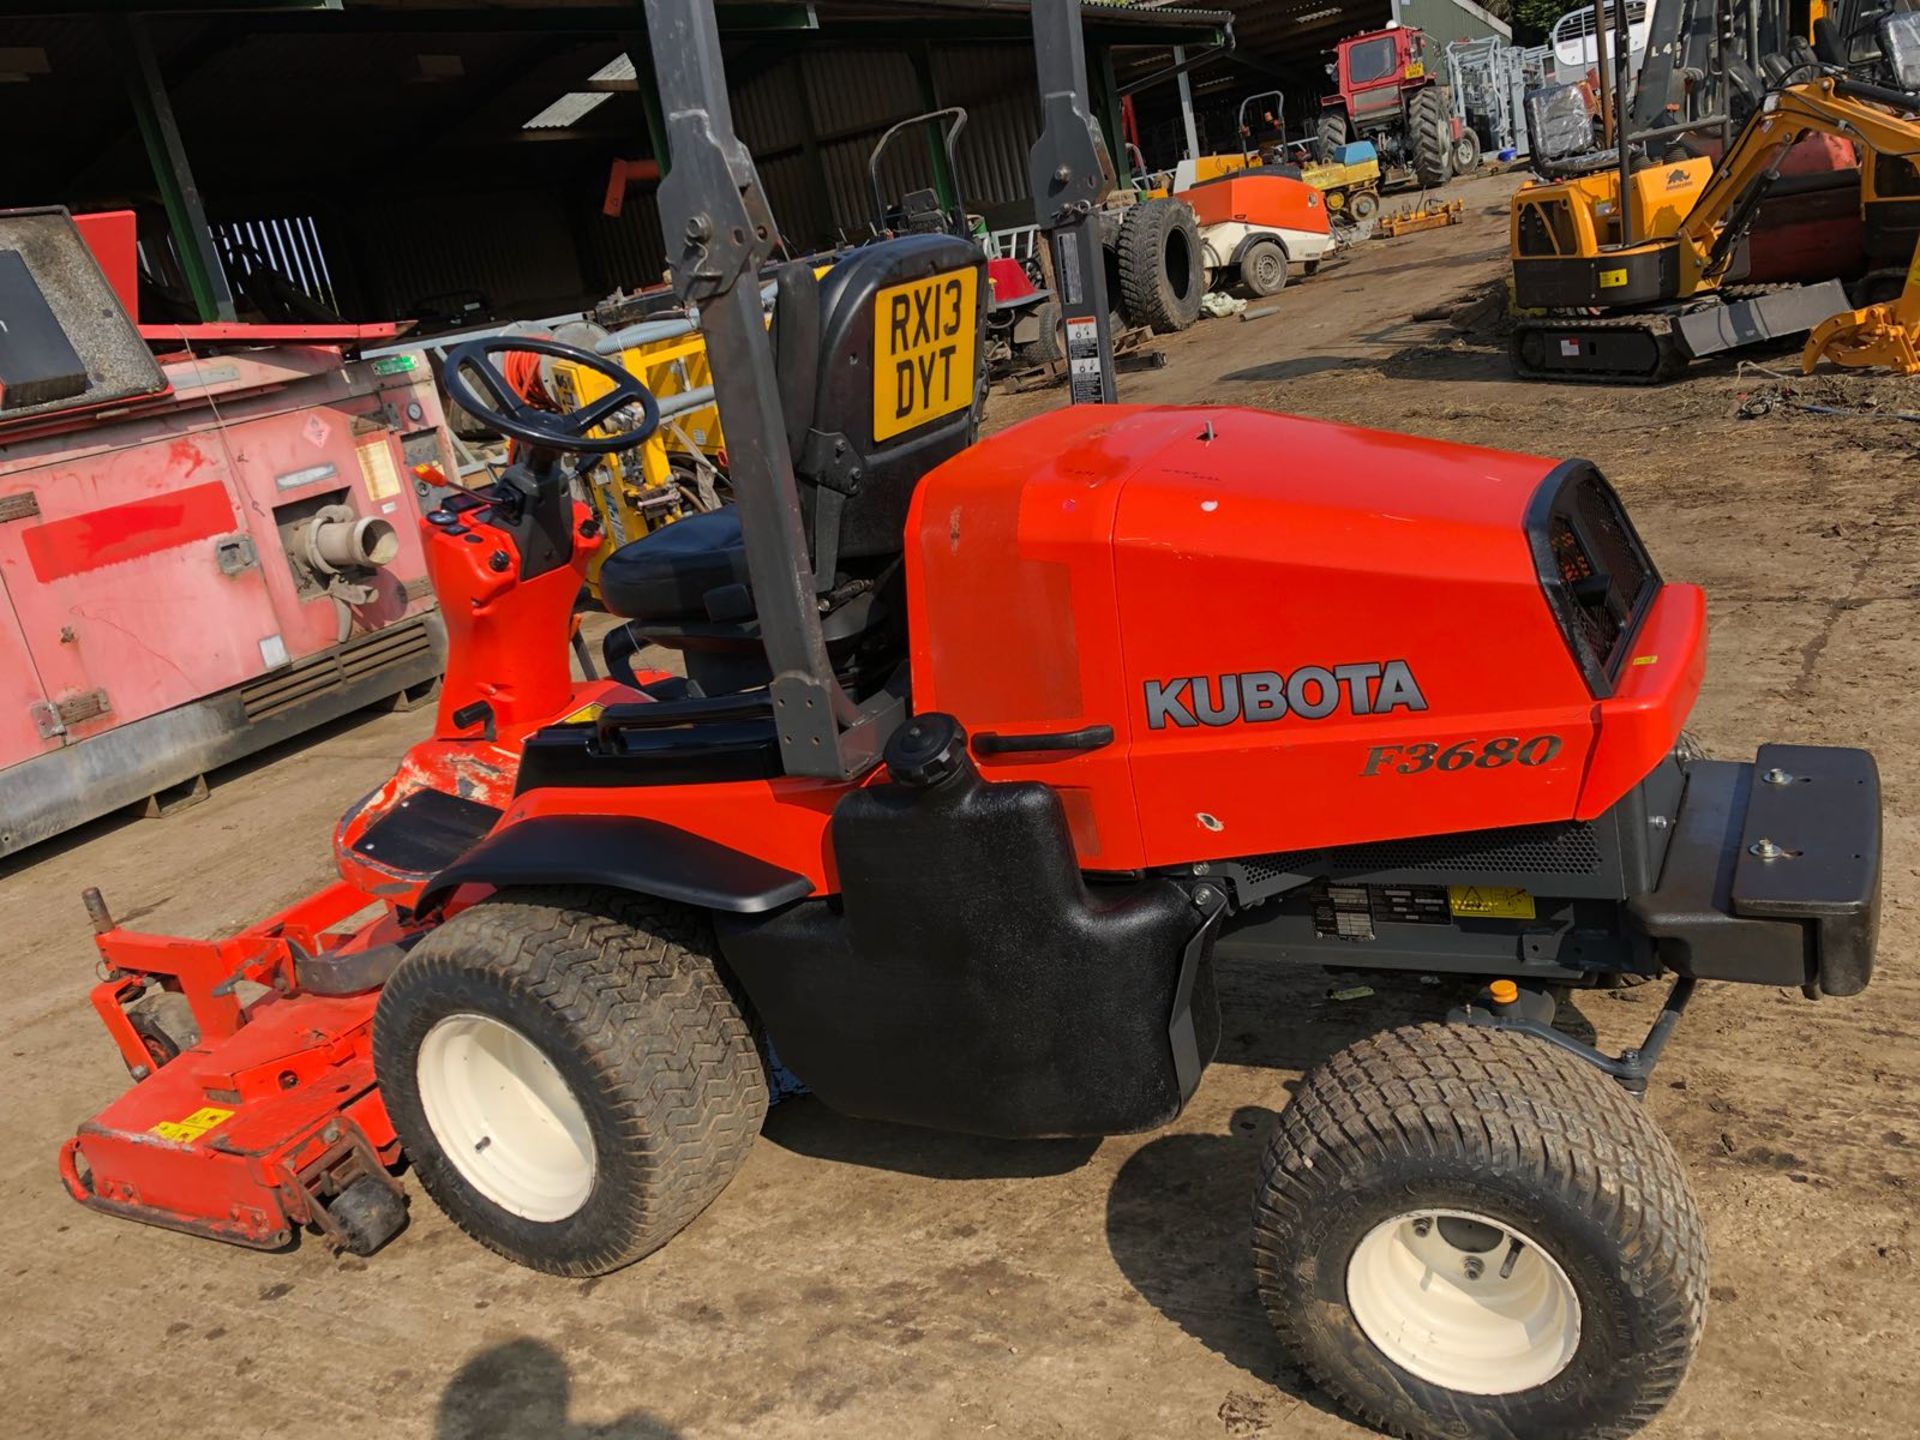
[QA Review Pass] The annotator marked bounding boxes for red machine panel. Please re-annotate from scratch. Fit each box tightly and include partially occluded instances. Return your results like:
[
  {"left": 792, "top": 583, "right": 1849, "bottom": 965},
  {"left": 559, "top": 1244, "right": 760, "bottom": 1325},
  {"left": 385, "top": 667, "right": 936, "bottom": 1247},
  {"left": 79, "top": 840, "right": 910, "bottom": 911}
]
[
  {"left": 910, "top": 405, "right": 1630, "bottom": 871},
  {"left": 0, "top": 562, "right": 54, "bottom": 766},
  {"left": 0, "top": 433, "right": 276, "bottom": 739}
]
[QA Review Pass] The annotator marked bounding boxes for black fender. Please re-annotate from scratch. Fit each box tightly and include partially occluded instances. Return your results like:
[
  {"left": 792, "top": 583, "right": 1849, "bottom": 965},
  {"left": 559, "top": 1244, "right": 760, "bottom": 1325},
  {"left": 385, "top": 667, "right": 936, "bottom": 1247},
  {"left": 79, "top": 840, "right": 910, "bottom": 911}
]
[
  {"left": 416, "top": 814, "right": 813, "bottom": 916},
  {"left": 1228, "top": 230, "right": 1287, "bottom": 267}
]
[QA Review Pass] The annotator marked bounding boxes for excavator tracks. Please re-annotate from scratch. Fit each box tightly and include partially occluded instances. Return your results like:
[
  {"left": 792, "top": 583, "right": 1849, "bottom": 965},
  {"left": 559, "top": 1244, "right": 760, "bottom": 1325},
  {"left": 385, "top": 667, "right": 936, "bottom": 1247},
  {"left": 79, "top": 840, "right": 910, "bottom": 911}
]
[{"left": 1509, "top": 312, "right": 1688, "bottom": 385}]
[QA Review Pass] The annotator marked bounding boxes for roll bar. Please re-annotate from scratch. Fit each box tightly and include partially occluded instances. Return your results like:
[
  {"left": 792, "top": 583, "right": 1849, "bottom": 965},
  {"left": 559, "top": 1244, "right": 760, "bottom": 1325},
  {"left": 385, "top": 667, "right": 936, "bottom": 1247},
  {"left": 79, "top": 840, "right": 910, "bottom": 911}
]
[{"left": 638, "top": 0, "right": 1118, "bottom": 779}]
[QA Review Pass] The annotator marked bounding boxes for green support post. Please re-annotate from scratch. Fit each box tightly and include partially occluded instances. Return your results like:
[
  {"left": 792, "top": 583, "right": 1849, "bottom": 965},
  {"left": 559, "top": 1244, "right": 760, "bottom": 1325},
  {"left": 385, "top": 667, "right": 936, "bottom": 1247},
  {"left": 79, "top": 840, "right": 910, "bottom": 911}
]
[
  {"left": 911, "top": 43, "right": 959, "bottom": 215},
  {"left": 1092, "top": 42, "right": 1132, "bottom": 190},
  {"left": 639, "top": 61, "right": 671, "bottom": 176},
  {"left": 116, "top": 15, "right": 234, "bottom": 322}
]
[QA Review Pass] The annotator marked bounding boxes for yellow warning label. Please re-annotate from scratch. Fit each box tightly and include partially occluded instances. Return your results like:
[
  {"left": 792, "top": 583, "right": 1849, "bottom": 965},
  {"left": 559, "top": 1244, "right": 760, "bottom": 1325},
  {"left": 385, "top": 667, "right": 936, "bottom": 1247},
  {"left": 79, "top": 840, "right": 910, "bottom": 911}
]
[
  {"left": 151, "top": 1106, "right": 234, "bottom": 1144},
  {"left": 356, "top": 435, "right": 403, "bottom": 501},
  {"left": 1597, "top": 268, "right": 1630, "bottom": 290},
  {"left": 1448, "top": 886, "right": 1536, "bottom": 920},
  {"left": 560, "top": 702, "right": 605, "bottom": 725}
]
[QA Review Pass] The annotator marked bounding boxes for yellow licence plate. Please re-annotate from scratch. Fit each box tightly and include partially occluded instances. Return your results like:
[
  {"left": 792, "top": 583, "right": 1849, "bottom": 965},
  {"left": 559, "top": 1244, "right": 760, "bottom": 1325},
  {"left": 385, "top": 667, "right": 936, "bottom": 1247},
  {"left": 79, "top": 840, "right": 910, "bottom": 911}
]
[
  {"left": 1448, "top": 886, "right": 1536, "bottom": 921},
  {"left": 872, "top": 268, "right": 978, "bottom": 442}
]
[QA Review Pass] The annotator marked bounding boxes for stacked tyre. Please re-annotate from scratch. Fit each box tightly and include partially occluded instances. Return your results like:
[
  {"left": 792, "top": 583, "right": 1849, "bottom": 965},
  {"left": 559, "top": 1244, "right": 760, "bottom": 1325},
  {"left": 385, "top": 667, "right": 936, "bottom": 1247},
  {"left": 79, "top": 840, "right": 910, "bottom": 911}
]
[{"left": 1116, "top": 198, "right": 1204, "bottom": 334}]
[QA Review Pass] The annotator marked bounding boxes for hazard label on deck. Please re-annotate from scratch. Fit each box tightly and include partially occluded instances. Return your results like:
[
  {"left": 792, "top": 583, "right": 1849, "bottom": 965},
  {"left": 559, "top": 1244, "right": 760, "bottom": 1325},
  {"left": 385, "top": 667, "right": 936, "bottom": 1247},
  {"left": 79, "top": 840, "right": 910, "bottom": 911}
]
[{"left": 151, "top": 1106, "right": 234, "bottom": 1144}]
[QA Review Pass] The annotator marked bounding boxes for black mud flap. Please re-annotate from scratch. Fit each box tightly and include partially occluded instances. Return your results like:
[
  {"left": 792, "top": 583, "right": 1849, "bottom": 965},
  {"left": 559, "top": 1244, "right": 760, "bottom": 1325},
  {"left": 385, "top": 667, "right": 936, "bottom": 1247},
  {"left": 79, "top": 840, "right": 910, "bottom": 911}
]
[
  {"left": 715, "top": 752, "right": 1221, "bottom": 1139},
  {"left": 1628, "top": 745, "right": 1880, "bottom": 995}
]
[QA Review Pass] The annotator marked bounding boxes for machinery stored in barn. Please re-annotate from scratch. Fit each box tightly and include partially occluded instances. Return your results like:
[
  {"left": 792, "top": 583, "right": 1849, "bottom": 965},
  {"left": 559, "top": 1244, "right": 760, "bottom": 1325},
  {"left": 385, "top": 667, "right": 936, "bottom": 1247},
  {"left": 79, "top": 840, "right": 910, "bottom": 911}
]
[
  {"left": 60, "top": 5, "right": 1882, "bottom": 1439},
  {"left": 0, "top": 208, "right": 450, "bottom": 858},
  {"left": 1317, "top": 24, "right": 1477, "bottom": 188}
]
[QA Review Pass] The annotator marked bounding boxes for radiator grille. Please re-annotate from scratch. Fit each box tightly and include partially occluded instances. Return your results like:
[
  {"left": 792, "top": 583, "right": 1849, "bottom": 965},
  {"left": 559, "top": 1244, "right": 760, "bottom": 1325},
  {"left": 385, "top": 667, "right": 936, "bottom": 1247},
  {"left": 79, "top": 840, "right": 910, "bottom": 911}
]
[
  {"left": 1239, "top": 822, "right": 1604, "bottom": 884},
  {"left": 240, "top": 618, "right": 436, "bottom": 723}
]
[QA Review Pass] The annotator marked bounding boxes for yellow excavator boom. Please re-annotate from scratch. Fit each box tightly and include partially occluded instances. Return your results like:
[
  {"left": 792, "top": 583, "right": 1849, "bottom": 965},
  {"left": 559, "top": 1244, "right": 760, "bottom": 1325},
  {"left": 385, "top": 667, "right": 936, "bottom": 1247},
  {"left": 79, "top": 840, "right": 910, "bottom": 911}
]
[{"left": 1803, "top": 241, "right": 1920, "bottom": 373}]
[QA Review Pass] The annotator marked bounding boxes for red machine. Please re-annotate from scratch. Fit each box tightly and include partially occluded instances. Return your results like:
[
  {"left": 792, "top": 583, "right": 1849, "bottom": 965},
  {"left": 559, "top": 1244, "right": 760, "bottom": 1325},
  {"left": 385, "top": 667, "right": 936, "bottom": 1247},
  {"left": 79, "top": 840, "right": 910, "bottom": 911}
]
[
  {"left": 61, "top": 4, "right": 1883, "bottom": 1438},
  {"left": 0, "top": 208, "right": 452, "bottom": 859},
  {"left": 1318, "top": 25, "right": 1475, "bottom": 187}
]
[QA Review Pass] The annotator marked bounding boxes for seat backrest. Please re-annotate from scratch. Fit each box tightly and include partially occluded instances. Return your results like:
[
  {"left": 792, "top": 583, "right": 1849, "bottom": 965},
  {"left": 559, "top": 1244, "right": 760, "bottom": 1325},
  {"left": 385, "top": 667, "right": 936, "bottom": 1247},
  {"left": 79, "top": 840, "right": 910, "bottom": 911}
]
[{"left": 787, "top": 232, "right": 987, "bottom": 580}]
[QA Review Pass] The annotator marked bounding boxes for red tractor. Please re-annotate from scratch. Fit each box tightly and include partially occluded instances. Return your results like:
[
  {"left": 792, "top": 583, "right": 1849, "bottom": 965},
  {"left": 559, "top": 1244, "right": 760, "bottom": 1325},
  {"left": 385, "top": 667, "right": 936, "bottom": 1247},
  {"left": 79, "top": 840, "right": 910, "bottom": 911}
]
[
  {"left": 58, "top": 4, "right": 1881, "bottom": 1439},
  {"left": 1318, "top": 24, "right": 1479, "bottom": 188}
]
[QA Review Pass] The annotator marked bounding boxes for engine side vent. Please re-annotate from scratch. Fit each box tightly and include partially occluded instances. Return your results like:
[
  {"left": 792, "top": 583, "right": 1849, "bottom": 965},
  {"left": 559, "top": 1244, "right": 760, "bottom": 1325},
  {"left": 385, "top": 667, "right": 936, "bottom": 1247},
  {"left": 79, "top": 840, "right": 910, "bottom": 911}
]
[
  {"left": 1239, "top": 822, "right": 1604, "bottom": 887},
  {"left": 240, "top": 617, "right": 436, "bottom": 723}
]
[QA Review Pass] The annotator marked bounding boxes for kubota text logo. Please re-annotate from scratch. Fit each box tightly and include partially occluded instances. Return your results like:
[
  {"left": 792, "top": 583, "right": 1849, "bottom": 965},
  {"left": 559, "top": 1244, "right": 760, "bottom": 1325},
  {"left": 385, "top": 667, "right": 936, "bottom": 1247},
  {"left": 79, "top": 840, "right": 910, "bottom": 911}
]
[{"left": 1144, "top": 661, "right": 1428, "bottom": 730}]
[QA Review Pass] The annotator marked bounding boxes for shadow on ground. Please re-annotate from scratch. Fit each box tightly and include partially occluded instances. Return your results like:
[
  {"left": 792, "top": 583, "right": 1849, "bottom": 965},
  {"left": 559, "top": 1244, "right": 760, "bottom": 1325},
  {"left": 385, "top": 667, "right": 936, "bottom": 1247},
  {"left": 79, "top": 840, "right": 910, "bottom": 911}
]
[
  {"left": 1104, "top": 1103, "right": 1346, "bottom": 1427},
  {"left": 761, "top": 1097, "right": 1100, "bottom": 1179},
  {"left": 438, "top": 1337, "right": 681, "bottom": 1440}
]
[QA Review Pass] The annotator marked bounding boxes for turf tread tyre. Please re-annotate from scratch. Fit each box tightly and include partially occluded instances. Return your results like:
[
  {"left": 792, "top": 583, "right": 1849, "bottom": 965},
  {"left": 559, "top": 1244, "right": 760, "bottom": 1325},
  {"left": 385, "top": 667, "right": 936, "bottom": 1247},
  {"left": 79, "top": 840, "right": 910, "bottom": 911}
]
[
  {"left": 373, "top": 886, "right": 767, "bottom": 1276},
  {"left": 1409, "top": 89, "right": 1453, "bottom": 188},
  {"left": 1252, "top": 1022, "right": 1707, "bottom": 1440},
  {"left": 1117, "top": 198, "right": 1204, "bottom": 334}
]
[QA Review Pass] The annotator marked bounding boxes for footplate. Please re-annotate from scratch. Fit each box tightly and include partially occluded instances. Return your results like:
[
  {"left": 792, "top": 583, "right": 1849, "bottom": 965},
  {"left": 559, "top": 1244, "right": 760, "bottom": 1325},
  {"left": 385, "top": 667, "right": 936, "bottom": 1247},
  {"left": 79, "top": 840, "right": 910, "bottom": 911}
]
[{"left": 1628, "top": 745, "right": 1881, "bottom": 996}]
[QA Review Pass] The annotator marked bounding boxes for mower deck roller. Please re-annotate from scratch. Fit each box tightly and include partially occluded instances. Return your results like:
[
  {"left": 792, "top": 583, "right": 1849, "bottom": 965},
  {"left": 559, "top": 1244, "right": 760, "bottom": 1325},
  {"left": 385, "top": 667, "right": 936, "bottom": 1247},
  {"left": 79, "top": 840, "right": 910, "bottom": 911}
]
[{"left": 63, "top": 4, "right": 1883, "bottom": 1439}]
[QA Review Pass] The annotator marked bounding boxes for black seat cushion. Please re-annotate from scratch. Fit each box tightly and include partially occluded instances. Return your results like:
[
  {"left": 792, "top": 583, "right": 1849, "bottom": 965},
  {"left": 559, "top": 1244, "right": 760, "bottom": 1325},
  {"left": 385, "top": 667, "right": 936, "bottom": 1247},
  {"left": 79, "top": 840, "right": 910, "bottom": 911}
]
[{"left": 597, "top": 506, "right": 750, "bottom": 622}]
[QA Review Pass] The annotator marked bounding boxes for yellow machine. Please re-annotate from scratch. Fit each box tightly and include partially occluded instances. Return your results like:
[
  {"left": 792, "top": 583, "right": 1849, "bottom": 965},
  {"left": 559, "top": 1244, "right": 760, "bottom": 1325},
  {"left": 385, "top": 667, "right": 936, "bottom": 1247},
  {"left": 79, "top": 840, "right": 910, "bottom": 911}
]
[
  {"left": 1805, "top": 239, "right": 1920, "bottom": 372},
  {"left": 543, "top": 321, "right": 728, "bottom": 600},
  {"left": 1508, "top": 42, "right": 1920, "bottom": 382}
]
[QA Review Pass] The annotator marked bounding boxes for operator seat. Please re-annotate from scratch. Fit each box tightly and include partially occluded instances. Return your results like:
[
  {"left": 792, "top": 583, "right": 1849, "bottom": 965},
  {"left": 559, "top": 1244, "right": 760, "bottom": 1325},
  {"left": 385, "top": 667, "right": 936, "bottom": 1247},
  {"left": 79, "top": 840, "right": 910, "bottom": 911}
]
[{"left": 597, "top": 232, "right": 987, "bottom": 698}]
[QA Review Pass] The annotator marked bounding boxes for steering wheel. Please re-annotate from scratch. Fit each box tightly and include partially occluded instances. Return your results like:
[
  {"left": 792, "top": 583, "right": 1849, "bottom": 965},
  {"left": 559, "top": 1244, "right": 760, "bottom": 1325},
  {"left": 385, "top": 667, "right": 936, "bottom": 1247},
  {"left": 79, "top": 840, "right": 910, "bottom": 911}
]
[{"left": 442, "top": 335, "right": 660, "bottom": 455}]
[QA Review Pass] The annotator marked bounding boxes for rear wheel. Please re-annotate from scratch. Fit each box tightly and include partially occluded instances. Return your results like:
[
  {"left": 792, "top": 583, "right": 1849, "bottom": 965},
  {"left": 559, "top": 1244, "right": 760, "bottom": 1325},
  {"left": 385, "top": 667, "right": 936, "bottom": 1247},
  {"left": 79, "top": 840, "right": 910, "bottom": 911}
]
[
  {"left": 1117, "top": 198, "right": 1205, "bottom": 333},
  {"left": 1253, "top": 1023, "right": 1707, "bottom": 1440},
  {"left": 1409, "top": 89, "right": 1454, "bottom": 188},
  {"left": 1316, "top": 111, "right": 1349, "bottom": 162},
  {"left": 1452, "top": 126, "right": 1482, "bottom": 175},
  {"left": 1238, "top": 239, "right": 1289, "bottom": 297},
  {"left": 373, "top": 886, "right": 767, "bottom": 1275},
  {"left": 1347, "top": 188, "right": 1381, "bottom": 223}
]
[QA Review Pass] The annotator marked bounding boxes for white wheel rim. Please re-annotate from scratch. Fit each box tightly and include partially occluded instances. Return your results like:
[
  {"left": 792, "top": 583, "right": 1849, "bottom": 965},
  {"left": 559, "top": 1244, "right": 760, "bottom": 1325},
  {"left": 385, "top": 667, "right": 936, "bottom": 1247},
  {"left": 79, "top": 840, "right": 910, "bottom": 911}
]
[
  {"left": 417, "top": 1013, "right": 596, "bottom": 1223},
  {"left": 1346, "top": 1209, "right": 1581, "bottom": 1395}
]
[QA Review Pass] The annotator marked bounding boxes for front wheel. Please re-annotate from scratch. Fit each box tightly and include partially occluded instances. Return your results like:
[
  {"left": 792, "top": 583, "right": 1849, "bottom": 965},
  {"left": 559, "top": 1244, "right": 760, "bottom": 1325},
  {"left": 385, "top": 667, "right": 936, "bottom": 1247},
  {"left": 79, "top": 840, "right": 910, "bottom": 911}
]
[
  {"left": 373, "top": 886, "right": 768, "bottom": 1275},
  {"left": 1253, "top": 1023, "right": 1707, "bottom": 1440}
]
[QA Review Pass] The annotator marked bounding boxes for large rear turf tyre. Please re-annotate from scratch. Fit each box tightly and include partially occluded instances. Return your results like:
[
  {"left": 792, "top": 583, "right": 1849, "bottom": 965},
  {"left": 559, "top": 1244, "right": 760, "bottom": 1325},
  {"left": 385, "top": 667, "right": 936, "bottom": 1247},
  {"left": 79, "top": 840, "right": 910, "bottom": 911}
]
[
  {"left": 1316, "top": 111, "right": 1349, "bottom": 162},
  {"left": 1117, "top": 198, "right": 1204, "bottom": 333},
  {"left": 373, "top": 886, "right": 767, "bottom": 1276},
  {"left": 1252, "top": 1023, "right": 1707, "bottom": 1440},
  {"left": 1409, "top": 88, "right": 1454, "bottom": 188}
]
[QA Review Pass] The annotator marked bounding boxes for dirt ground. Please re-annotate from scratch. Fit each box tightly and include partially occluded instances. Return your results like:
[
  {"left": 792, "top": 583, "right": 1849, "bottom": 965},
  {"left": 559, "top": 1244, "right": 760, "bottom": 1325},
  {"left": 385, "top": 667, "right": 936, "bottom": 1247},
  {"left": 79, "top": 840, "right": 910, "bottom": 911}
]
[{"left": 7, "top": 170, "right": 1919, "bottom": 1440}]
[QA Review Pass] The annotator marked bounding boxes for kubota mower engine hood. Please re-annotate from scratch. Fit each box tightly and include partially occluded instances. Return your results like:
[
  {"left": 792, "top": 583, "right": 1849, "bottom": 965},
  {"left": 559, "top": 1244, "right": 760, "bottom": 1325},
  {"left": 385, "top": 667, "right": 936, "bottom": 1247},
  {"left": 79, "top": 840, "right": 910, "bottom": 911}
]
[{"left": 906, "top": 405, "right": 1702, "bottom": 872}]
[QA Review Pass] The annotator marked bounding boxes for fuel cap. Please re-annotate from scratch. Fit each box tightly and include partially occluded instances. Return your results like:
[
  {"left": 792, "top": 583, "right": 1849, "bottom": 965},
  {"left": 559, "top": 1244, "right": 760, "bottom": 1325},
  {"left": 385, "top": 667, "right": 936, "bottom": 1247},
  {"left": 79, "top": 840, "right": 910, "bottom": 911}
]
[{"left": 885, "top": 712, "right": 968, "bottom": 788}]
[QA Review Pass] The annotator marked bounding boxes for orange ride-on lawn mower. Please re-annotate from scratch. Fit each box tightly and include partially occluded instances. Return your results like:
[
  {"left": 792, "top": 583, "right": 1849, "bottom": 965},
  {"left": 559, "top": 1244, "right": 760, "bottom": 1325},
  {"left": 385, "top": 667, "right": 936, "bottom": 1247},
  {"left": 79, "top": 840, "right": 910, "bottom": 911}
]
[{"left": 63, "top": 3, "right": 1882, "bottom": 1438}]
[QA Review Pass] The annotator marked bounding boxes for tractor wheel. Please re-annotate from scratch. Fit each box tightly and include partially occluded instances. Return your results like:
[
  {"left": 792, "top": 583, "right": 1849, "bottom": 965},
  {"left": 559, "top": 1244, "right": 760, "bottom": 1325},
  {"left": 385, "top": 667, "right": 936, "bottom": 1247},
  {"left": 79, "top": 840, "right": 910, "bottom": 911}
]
[
  {"left": 1253, "top": 1023, "right": 1707, "bottom": 1440},
  {"left": 1117, "top": 198, "right": 1205, "bottom": 334},
  {"left": 1452, "top": 126, "right": 1482, "bottom": 176},
  {"left": 1409, "top": 88, "right": 1454, "bottom": 188},
  {"left": 1238, "top": 239, "right": 1289, "bottom": 298},
  {"left": 372, "top": 886, "right": 768, "bottom": 1276},
  {"left": 1316, "top": 111, "right": 1349, "bottom": 162},
  {"left": 1347, "top": 188, "right": 1381, "bottom": 223}
]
